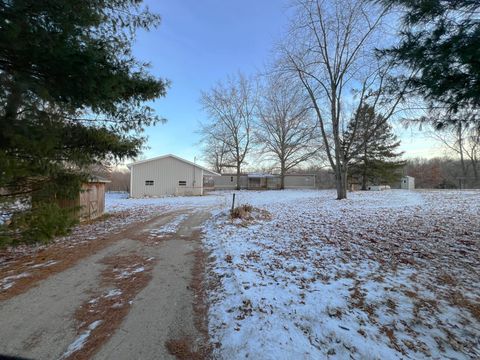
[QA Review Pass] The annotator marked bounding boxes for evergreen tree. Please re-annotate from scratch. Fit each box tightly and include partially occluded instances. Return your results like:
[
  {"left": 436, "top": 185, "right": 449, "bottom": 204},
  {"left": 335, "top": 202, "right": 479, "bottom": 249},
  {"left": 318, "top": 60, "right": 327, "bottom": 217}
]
[
  {"left": 380, "top": 0, "right": 480, "bottom": 125},
  {"left": 0, "top": 0, "right": 168, "bottom": 245},
  {"left": 346, "top": 105, "right": 405, "bottom": 190}
]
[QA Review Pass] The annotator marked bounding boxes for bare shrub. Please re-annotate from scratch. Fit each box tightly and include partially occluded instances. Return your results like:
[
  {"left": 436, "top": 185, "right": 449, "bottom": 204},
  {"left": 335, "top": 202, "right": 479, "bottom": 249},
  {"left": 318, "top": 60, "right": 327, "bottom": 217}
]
[{"left": 230, "top": 204, "right": 253, "bottom": 219}]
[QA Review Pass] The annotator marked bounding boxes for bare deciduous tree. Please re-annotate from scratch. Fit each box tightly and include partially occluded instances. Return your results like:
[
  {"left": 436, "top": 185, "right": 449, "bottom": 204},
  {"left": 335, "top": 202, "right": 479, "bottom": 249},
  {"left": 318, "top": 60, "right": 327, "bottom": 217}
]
[
  {"left": 255, "top": 76, "right": 319, "bottom": 189},
  {"left": 106, "top": 169, "right": 130, "bottom": 192},
  {"left": 430, "top": 120, "right": 480, "bottom": 181},
  {"left": 200, "top": 73, "right": 257, "bottom": 190},
  {"left": 200, "top": 133, "right": 232, "bottom": 174},
  {"left": 281, "top": 0, "right": 408, "bottom": 199}
]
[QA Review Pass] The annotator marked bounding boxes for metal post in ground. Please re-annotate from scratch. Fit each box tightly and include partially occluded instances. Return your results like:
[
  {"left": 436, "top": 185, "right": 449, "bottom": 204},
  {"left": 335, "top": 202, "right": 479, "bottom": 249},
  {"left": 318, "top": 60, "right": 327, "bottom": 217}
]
[{"left": 231, "top": 193, "right": 236, "bottom": 214}]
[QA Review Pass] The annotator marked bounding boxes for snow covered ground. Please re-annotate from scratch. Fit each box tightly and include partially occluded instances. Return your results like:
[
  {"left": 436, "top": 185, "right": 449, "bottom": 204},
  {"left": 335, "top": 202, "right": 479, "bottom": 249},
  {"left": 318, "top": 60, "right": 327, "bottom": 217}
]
[
  {"left": 202, "top": 189, "right": 480, "bottom": 359},
  {"left": 105, "top": 191, "right": 227, "bottom": 213},
  {"left": 2, "top": 190, "right": 478, "bottom": 358}
]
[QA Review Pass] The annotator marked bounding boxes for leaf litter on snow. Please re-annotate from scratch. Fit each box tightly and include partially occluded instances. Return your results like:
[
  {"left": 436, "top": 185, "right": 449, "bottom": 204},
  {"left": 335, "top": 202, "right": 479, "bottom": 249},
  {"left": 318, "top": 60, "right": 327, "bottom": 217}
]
[{"left": 203, "top": 189, "right": 480, "bottom": 359}]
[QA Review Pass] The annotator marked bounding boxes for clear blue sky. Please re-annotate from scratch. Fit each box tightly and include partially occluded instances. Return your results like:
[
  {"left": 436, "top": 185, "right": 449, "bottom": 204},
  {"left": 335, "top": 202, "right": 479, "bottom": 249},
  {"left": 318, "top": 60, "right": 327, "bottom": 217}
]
[
  {"left": 132, "top": 0, "right": 291, "bottom": 163},
  {"left": 132, "top": 1, "right": 439, "bottom": 166}
]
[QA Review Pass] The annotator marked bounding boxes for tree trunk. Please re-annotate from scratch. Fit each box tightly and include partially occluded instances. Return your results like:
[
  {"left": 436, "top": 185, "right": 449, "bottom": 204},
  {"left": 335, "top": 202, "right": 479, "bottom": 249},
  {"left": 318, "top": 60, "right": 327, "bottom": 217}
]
[
  {"left": 280, "top": 163, "right": 285, "bottom": 190},
  {"left": 471, "top": 158, "right": 478, "bottom": 180},
  {"left": 236, "top": 163, "right": 241, "bottom": 191},
  {"left": 333, "top": 136, "right": 347, "bottom": 199},
  {"left": 458, "top": 123, "right": 468, "bottom": 177},
  {"left": 330, "top": 89, "right": 348, "bottom": 200},
  {"left": 335, "top": 165, "right": 348, "bottom": 200},
  {"left": 215, "top": 157, "right": 221, "bottom": 174},
  {"left": 342, "top": 168, "right": 348, "bottom": 199},
  {"left": 361, "top": 147, "right": 368, "bottom": 190},
  {"left": 361, "top": 172, "right": 367, "bottom": 191}
]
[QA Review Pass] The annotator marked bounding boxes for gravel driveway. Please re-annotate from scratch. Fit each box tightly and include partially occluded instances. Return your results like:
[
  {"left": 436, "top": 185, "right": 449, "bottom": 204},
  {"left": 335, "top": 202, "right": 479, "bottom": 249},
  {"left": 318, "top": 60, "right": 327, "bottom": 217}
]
[{"left": 0, "top": 207, "right": 212, "bottom": 360}]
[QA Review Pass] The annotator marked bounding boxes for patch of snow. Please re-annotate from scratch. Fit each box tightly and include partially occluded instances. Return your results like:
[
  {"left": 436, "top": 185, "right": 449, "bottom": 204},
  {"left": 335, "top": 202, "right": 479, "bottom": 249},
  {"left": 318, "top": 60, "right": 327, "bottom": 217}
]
[
  {"left": 0, "top": 198, "right": 30, "bottom": 225},
  {"left": 0, "top": 272, "right": 31, "bottom": 291},
  {"left": 149, "top": 214, "right": 189, "bottom": 237},
  {"left": 131, "top": 266, "right": 144, "bottom": 274},
  {"left": 61, "top": 320, "right": 102, "bottom": 358},
  {"left": 116, "top": 266, "right": 145, "bottom": 279},
  {"left": 30, "top": 260, "right": 58, "bottom": 269},
  {"left": 105, "top": 289, "right": 122, "bottom": 298}
]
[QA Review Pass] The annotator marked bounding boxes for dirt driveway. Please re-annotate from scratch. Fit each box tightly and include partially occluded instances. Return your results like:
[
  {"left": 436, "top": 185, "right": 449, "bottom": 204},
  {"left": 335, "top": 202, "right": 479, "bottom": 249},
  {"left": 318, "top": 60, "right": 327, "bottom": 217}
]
[{"left": 0, "top": 207, "right": 212, "bottom": 360}]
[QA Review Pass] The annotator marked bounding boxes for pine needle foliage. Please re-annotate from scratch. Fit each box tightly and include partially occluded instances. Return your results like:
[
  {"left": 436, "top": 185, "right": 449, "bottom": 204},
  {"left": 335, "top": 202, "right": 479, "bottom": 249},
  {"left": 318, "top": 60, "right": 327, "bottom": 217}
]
[{"left": 0, "top": 0, "right": 169, "bottom": 245}]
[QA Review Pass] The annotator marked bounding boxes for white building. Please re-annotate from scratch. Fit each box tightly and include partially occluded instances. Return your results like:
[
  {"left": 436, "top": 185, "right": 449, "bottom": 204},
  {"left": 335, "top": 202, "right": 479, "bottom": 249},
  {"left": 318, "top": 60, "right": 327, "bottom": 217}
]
[
  {"left": 213, "top": 173, "right": 316, "bottom": 190},
  {"left": 401, "top": 176, "right": 415, "bottom": 190},
  {"left": 127, "top": 154, "right": 219, "bottom": 198}
]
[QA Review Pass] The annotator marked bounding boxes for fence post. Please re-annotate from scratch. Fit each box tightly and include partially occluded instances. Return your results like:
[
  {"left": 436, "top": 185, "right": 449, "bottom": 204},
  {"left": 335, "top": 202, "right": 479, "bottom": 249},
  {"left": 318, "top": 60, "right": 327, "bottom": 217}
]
[{"left": 231, "top": 193, "right": 236, "bottom": 214}]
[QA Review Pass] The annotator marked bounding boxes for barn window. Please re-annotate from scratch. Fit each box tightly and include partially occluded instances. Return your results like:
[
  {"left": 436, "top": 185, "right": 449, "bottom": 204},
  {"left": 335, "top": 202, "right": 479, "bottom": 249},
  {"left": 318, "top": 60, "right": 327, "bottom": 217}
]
[
  {"left": 178, "top": 180, "right": 187, "bottom": 186},
  {"left": 145, "top": 180, "right": 154, "bottom": 186},
  {"left": 230, "top": 176, "right": 233, "bottom": 182}
]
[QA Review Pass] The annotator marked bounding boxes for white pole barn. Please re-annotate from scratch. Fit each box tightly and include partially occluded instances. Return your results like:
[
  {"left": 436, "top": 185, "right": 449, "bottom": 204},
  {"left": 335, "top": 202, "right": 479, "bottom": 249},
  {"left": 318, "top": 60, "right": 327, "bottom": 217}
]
[{"left": 127, "top": 154, "right": 220, "bottom": 198}]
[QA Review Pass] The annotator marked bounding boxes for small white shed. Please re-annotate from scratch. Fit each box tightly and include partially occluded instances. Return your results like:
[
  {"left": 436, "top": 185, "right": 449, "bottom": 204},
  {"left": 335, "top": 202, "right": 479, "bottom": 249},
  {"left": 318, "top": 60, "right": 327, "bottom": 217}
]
[
  {"left": 127, "top": 154, "right": 220, "bottom": 198},
  {"left": 401, "top": 176, "right": 415, "bottom": 190}
]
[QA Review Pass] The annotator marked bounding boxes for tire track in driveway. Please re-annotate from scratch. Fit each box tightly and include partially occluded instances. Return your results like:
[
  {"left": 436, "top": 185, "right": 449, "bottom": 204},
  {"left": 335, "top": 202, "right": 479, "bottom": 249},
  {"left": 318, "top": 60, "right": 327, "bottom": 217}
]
[{"left": 61, "top": 253, "right": 156, "bottom": 360}]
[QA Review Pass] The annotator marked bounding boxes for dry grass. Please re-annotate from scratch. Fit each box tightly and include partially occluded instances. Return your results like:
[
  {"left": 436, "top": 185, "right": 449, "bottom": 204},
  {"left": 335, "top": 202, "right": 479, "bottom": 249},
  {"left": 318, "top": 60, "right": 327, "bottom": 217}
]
[
  {"left": 166, "top": 243, "right": 211, "bottom": 360},
  {"left": 348, "top": 280, "right": 378, "bottom": 322},
  {"left": 385, "top": 298, "right": 397, "bottom": 313},
  {"left": 230, "top": 204, "right": 271, "bottom": 225},
  {"left": 450, "top": 291, "right": 480, "bottom": 321},
  {"left": 380, "top": 325, "right": 405, "bottom": 355},
  {"left": 188, "top": 246, "right": 213, "bottom": 359},
  {"left": 165, "top": 338, "right": 205, "bottom": 360},
  {"left": 230, "top": 204, "right": 254, "bottom": 219},
  {"left": 437, "top": 273, "right": 457, "bottom": 286}
]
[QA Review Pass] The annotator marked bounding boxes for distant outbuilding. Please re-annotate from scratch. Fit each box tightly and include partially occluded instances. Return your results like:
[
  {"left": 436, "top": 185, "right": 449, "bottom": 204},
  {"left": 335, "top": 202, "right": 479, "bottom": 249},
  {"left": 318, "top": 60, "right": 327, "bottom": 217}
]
[
  {"left": 127, "top": 154, "right": 220, "bottom": 198},
  {"left": 401, "top": 176, "right": 415, "bottom": 190},
  {"left": 213, "top": 173, "right": 316, "bottom": 190}
]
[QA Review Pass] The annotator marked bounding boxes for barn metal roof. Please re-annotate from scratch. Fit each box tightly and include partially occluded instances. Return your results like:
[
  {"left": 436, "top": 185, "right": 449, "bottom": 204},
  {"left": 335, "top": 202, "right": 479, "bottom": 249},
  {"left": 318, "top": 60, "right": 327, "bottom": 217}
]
[{"left": 126, "top": 154, "right": 220, "bottom": 176}]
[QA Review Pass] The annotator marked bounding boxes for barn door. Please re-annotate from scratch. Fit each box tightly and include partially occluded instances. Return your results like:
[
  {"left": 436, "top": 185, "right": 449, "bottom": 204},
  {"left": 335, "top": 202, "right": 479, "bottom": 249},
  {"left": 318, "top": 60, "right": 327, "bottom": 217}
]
[
  {"left": 88, "top": 185, "right": 98, "bottom": 219},
  {"left": 89, "top": 200, "right": 98, "bottom": 219}
]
